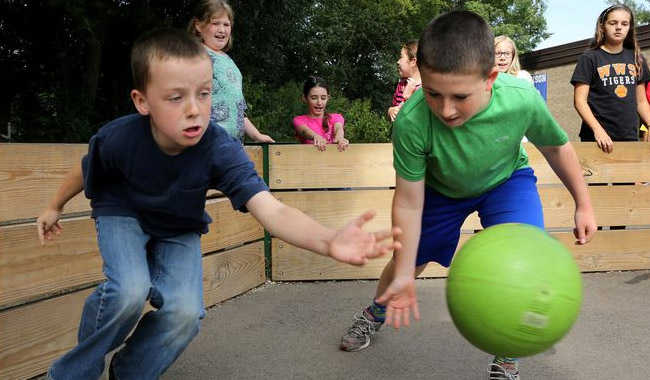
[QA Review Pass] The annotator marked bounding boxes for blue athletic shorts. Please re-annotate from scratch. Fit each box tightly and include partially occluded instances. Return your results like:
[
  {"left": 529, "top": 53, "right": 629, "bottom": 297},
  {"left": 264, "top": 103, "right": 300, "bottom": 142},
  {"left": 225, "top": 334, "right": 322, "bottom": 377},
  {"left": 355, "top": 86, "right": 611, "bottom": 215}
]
[{"left": 416, "top": 167, "right": 544, "bottom": 268}]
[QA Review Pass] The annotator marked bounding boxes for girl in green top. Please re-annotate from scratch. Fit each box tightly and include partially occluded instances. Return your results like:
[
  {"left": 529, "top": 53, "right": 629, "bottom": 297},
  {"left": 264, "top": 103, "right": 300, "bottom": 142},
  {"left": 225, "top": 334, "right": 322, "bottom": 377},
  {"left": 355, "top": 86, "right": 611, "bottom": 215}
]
[{"left": 188, "top": 0, "right": 274, "bottom": 143}]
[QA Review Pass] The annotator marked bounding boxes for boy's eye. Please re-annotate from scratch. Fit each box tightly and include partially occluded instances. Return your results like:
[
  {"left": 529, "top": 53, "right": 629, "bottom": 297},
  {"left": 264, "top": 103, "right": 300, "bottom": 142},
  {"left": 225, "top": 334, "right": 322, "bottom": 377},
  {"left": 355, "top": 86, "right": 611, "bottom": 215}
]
[
  {"left": 427, "top": 92, "right": 439, "bottom": 98},
  {"left": 454, "top": 95, "right": 468, "bottom": 100},
  {"left": 199, "top": 91, "right": 211, "bottom": 98},
  {"left": 168, "top": 96, "right": 182, "bottom": 102}
]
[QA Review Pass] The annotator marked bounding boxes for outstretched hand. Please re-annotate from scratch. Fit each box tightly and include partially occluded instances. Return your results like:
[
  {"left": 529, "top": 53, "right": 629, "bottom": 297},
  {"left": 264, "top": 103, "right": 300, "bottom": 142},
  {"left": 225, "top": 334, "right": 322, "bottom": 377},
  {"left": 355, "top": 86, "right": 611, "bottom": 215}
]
[
  {"left": 375, "top": 276, "right": 420, "bottom": 329},
  {"left": 329, "top": 210, "right": 402, "bottom": 265}
]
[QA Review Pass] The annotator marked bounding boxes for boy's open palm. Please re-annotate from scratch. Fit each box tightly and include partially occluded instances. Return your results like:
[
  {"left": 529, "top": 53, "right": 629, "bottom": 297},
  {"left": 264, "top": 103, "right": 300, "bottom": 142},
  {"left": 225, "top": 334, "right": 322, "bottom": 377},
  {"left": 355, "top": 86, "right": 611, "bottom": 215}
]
[
  {"left": 329, "top": 211, "right": 402, "bottom": 265},
  {"left": 375, "top": 276, "right": 421, "bottom": 329}
]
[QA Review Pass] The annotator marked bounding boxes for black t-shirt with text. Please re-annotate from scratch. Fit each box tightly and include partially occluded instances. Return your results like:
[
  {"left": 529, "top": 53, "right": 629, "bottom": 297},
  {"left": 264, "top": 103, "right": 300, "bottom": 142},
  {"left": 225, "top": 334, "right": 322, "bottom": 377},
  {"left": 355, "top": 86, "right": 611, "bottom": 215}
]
[{"left": 571, "top": 48, "right": 650, "bottom": 141}]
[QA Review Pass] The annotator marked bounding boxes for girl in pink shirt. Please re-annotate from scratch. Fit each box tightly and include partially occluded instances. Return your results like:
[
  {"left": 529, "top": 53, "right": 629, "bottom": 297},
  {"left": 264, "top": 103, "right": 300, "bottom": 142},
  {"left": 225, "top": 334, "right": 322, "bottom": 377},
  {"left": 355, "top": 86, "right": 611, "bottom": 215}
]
[{"left": 293, "top": 76, "right": 348, "bottom": 151}]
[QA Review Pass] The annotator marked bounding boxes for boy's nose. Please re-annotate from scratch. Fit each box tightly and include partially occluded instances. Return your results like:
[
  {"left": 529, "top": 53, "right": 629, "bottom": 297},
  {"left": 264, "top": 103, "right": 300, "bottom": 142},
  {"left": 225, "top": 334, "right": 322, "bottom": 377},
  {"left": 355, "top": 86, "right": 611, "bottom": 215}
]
[
  {"left": 186, "top": 98, "right": 200, "bottom": 117},
  {"left": 440, "top": 100, "right": 456, "bottom": 118}
]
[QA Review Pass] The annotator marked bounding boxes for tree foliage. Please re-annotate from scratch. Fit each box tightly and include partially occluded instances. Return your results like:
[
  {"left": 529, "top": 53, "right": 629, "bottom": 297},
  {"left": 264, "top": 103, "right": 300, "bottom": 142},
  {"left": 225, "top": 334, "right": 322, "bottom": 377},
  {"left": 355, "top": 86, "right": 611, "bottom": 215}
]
[
  {"left": 606, "top": 0, "right": 650, "bottom": 25},
  {"left": 1, "top": 0, "right": 549, "bottom": 143}
]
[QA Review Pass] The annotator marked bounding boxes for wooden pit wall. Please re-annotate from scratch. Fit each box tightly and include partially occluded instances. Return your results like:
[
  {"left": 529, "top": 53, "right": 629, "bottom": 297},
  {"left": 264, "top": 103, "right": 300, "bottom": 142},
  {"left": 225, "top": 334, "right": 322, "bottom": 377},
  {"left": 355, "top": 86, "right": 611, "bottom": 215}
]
[
  {"left": 269, "top": 143, "right": 650, "bottom": 281},
  {"left": 0, "top": 144, "right": 267, "bottom": 380}
]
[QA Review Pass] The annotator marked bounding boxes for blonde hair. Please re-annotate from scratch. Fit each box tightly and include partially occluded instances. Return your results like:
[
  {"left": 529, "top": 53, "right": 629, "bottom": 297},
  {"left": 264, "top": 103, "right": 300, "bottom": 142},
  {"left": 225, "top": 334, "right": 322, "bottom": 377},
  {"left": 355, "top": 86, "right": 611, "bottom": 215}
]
[
  {"left": 494, "top": 35, "right": 523, "bottom": 76},
  {"left": 187, "top": 0, "right": 235, "bottom": 52}
]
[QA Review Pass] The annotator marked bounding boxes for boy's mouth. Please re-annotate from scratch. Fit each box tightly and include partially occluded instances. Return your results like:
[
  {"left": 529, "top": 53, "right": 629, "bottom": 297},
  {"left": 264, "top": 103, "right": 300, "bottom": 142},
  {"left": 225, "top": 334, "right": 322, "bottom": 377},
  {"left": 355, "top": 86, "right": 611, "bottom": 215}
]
[{"left": 183, "top": 126, "right": 203, "bottom": 138}]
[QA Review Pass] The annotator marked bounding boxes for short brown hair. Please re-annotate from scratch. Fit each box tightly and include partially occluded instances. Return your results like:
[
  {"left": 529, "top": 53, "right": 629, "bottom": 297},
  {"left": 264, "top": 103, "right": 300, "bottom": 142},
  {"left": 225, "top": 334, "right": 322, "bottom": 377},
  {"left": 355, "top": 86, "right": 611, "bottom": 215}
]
[
  {"left": 131, "top": 28, "right": 208, "bottom": 91},
  {"left": 417, "top": 11, "right": 494, "bottom": 77}
]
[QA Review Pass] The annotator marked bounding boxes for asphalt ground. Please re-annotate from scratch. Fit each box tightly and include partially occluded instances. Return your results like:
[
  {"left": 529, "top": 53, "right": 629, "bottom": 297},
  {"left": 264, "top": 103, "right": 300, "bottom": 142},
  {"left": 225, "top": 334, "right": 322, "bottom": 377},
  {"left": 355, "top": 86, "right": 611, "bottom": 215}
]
[{"left": 163, "top": 270, "right": 650, "bottom": 380}]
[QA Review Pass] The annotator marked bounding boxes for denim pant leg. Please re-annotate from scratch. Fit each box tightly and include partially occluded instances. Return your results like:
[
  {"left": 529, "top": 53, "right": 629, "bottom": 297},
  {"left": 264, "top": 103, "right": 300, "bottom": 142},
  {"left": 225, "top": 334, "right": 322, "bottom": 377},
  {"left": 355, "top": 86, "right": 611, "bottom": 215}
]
[
  {"left": 111, "top": 231, "right": 204, "bottom": 380},
  {"left": 49, "top": 216, "right": 152, "bottom": 380}
]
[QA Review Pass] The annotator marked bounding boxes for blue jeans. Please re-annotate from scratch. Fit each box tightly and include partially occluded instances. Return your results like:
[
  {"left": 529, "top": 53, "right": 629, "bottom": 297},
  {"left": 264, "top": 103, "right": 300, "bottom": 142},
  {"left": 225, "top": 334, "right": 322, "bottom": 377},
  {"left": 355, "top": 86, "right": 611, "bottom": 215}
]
[{"left": 48, "top": 216, "right": 205, "bottom": 380}]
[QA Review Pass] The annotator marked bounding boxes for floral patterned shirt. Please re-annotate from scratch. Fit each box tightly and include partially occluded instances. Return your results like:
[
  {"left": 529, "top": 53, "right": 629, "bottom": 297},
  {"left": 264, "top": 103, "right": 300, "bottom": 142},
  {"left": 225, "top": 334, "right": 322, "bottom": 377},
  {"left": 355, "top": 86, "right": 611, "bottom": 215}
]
[{"left": 206, "top": 49, "right": 247, "bottom": 142}]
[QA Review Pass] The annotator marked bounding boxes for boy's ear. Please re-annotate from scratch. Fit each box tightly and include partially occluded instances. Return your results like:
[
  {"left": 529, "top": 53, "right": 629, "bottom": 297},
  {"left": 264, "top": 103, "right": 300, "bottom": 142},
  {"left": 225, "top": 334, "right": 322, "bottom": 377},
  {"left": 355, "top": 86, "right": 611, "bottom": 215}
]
[
  {"left": 130, "top": 89, "right": 150, "bottom": 116},
  {"left": 485, "top": 67, "right": 500, "bottom": 91}
]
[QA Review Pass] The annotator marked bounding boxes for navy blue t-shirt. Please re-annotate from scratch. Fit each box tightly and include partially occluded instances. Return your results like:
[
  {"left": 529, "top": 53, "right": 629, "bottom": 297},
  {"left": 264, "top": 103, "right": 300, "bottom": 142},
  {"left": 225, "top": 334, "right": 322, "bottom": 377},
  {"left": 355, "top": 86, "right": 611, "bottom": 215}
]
[{"left": 82, "top": 114, "right": 268, "bottom": 237}]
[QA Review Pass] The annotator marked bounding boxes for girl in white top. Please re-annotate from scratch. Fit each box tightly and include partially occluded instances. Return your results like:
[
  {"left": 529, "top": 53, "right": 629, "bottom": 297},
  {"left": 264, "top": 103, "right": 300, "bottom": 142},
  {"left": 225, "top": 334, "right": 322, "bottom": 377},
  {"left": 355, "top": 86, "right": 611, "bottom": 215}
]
[{"left": 494, "top": 35, "right": 533, "bottom": 83}]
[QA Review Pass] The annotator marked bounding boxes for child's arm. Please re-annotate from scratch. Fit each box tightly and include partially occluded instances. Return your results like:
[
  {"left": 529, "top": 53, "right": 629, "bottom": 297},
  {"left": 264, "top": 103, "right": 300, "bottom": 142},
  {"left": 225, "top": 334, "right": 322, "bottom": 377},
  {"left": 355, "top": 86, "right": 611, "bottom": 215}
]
[
  {"left": 636, "top": 83, "right": 650, "bottom": 141},
  {"left": 573, "top": 83, "right": 613, "bottom": 153},
  {"left": 332, "top": 121, "right": 349, "bottom": 151},
  {"left": 401, "top": 78, "right": 417, "bottom": 102},
  {"left": 36, "top": 160, "right": 84, "bottom": 245},
  {"left": 245, "top": 191, "right": 401, "bottom": 265},
  {"left": 537, "top": 142, "right": 597, "bottom": 244},
  {"left": 375, "top": 176, "right": 425, "bottom": 329},
  {"left": 295, "top": 123, "right": 328, "bottom": 151},
  {"left": 387, "top": 104, "right": 402, "bottom": 122},
  {"left": 244, "top": 117, "right": 275, "bottom": 143}
]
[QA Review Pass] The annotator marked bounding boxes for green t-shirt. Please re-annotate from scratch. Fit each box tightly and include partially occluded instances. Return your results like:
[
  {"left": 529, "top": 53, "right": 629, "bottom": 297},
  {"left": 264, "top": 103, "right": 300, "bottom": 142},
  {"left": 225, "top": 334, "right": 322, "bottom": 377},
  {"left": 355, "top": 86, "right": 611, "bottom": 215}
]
[{"left": 392, "top": 73, "right": 568, "bottom": 198}]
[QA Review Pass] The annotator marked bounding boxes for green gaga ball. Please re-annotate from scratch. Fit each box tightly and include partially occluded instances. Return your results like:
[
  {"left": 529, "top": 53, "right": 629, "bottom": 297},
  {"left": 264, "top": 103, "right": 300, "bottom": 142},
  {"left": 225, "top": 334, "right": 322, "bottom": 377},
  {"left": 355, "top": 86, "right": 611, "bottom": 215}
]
[{"left": 446, "top": 223, "right": 582, "bottom": 357}]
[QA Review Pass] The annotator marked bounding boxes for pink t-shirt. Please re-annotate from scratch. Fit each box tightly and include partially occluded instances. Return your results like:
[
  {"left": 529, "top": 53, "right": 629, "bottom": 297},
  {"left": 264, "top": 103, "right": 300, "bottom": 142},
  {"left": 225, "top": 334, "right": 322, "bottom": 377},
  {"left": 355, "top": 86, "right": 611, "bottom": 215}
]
[{"left": 293, "top": 113, "right": 345, "bottom": 144}]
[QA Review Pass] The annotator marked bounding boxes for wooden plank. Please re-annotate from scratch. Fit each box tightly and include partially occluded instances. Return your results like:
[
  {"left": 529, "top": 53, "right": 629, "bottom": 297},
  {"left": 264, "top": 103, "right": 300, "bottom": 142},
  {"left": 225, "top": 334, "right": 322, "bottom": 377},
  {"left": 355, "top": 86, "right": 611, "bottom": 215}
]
[
  {"left": 0, "top": 144, "right": 90, "bottom": 223},
  {"left": 272, "top": 237, "right": 448, "bottom": 280},
  {"left": 272, "top": 229, "right": 650, "bottom": 281},
  {"left": 526, "top": 142, "right": 650, "bottom": 184},
  {"left": 273, "top": 185, "right": 650, "bottom": 233},
  {"left": 0, "top": 217, "right": 102, "bottom": 310},
  {"left": 266, "top": 142, "right": 650, "bottom": 190},
  {"left": 0, "top": 144, "right": 264, "bottom": 224},
  {"left": 200, "top": 198, "right": 264, "bottom": 254},
  {"left": 268, "top": 144, "right": 394, "bottom": 189},
  {"left": 0, "top": 198, "right": 263, "bottom": 309},
  {"left": 272, "top": 189, "right": 393, "bottom": 231},
  {"left": 0, "top": 288, "right": 94, "bottom": 380},
  {"left": 0, "top": 242, "right": 267, "bottom": 380},
  {"left": 203, "top": 242, "right": 266, "bottom": 307}
]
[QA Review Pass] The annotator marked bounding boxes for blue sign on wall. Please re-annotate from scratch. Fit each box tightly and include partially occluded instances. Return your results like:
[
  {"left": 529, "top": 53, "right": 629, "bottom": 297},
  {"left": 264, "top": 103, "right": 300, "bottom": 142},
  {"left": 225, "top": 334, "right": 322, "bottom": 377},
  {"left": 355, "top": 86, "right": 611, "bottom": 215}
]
[{"left": 533, "top": 73, "right": 548, "bottom": 101}]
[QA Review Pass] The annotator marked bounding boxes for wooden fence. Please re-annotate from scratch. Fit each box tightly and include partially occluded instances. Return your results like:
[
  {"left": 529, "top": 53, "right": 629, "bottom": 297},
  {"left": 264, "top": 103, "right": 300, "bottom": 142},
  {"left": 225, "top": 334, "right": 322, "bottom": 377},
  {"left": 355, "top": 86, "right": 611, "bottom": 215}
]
[
  {"left": 269, "top": 143, "right": 650, "bottom": 280},
  {"left": 2, "top": 142, "right": 650, "bottom": 379},
  {"left": 0, "top": 144, "right": 266, "bottom": 380}
]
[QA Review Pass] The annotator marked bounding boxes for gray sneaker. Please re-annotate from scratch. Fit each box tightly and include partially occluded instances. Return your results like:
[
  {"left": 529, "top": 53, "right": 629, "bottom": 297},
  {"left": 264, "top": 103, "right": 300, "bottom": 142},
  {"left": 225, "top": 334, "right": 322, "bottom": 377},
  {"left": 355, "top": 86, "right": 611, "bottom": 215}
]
[
  {"left": 488, "top": 358, "right": 520, "bottom": 380},
  {"left": 339, "top": 310, "right": 383, "bottom": 351}
]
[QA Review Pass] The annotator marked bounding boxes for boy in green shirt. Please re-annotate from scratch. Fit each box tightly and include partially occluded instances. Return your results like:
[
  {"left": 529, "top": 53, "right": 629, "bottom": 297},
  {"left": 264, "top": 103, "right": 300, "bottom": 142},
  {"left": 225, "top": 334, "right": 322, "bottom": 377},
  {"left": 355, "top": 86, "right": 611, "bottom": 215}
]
[{"left": 340, "top": 11, "right": 597, "bottom": 380}]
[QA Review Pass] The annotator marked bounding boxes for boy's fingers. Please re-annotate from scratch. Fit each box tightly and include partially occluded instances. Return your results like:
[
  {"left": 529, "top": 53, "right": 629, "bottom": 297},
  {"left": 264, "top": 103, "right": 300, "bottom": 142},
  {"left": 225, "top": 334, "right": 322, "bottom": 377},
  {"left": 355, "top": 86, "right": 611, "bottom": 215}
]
[
  {"left": 573, "top": 227, "right": 586, "bottom": 245},
  {"left": 353, "top": 210, "right": 376, "bottom": 227},
  {"left": 373, "top": 226, "right": 402, "bottom": 242},
  {"left": 412, "top": 302, "right": 421, "bottom": 321},
  {"left": 384, "top": 306, "right": 394, "bottom": 326},
  {"left": 37, "top": 223, "right": 46, "bottom": 245}
]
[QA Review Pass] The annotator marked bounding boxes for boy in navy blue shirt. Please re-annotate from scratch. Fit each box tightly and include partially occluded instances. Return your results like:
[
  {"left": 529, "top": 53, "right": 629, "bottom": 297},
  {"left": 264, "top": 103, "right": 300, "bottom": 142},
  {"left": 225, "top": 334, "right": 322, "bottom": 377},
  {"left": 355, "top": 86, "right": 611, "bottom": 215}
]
[{"left": 37, "top": 29, "right": 401, "bottom": 380}]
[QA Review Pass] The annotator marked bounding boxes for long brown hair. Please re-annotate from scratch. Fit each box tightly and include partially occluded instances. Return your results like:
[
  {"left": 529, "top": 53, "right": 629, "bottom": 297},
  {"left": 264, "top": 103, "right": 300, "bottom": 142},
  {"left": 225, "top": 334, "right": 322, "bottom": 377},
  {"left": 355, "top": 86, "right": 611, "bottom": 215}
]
[
  {"left": 302, "top": 76, "right": 331, "bottom": 134},
  {"left": 590, "top": 4, "right": 643, "bottom": 79}
]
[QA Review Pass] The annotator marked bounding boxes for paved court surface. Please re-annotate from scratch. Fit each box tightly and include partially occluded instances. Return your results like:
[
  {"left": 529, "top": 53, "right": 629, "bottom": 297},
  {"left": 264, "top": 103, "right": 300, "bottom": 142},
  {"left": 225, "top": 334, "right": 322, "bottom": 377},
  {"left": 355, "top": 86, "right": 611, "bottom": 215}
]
[{"left": 163, "top": 270, "right": 650, "bottom": 380}]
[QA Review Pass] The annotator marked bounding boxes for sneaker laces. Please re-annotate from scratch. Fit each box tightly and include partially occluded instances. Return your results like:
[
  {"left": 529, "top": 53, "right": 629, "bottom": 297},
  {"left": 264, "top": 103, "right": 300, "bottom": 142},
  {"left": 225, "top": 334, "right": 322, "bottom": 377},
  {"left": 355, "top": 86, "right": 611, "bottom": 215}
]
[
  {"left": 347, "top": 314, "right": 380, "bottom": 338},
  {"left": 488, "top": 363, "right": 520, "bottom": 380}
]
